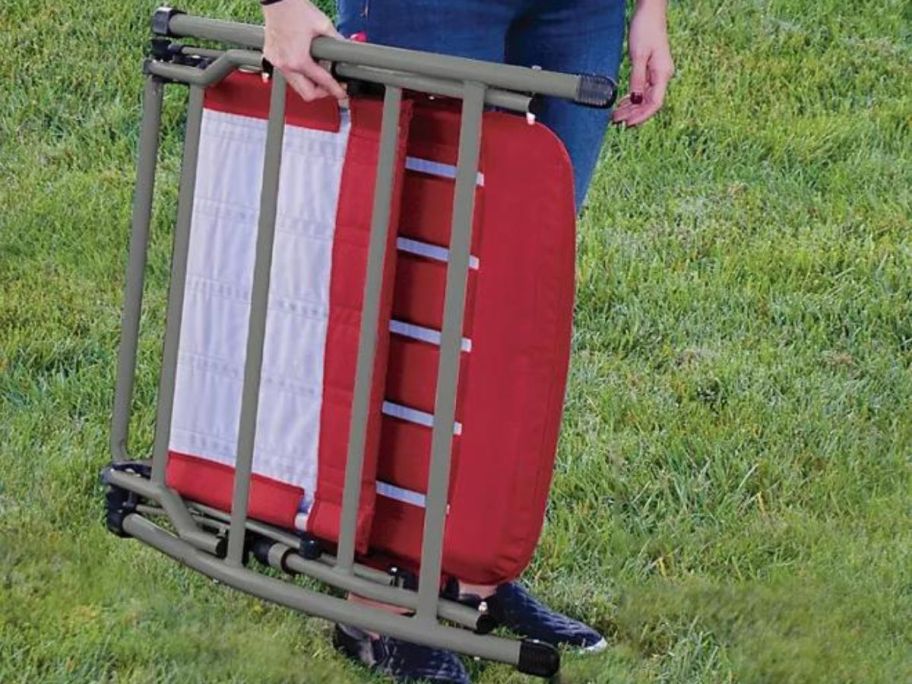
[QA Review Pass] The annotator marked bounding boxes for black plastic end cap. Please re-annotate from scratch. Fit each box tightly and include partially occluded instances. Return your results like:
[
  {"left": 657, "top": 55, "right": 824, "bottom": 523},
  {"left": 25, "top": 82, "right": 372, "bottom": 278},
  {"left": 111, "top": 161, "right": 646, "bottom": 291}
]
[
  {"left": 528, "top": 95, "right": 545, "bottom": 120},
  {"left": 575, "top": 73, "right": 618, "bottom": 109},
  {"left": 101, "top": 462, "right": 154, "bottom": 537},
  {"left": 388, "top": 565, "right": 419, "bottom": 591},
  {"left": 104, "top": 480, "right": 136, "bottom": 538},
  {"left": 105, "top": 508, "right": 131, "bottom": 538},
  {"left": 341, "top": 77, "right": 384, "bottom": 100},
  {"left": 150, "top": 37, "right": 185, "bottom": 62},
  {"left": 248, "top": 535, "right": 295, "bottom": 572},
  {"left": 213, "top": 535, "right": 228, "bottom": 559},
  {"left": 474, "top": 612, "right": 497, "bottom": 635},
  {"left": 297, "top": 535, "right": 321, "bottom": 560},
  {"left": 517, "top": 639, "right": 560, "bottom": 679},
  {"left": 151, "top": 7, "right": 184, "bottom": 37},
  {"left": 99, "top": 464, "right": 115, "bottom": 487},
  {"left": 249, "top": 535, "right": 276, "bottom": 566}
]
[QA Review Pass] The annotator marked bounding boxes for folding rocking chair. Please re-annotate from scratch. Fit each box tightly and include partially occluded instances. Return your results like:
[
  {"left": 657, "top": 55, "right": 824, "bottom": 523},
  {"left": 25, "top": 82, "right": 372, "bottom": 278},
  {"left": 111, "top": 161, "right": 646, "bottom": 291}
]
[{"left": 103, "top": 8, "right": 616, "bottom": 678}]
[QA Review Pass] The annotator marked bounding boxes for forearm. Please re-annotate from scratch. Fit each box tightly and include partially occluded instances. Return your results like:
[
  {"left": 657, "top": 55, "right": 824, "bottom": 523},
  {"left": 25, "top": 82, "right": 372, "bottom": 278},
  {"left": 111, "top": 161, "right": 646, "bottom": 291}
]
[
  {"left": 613, "top": 0, "right": 674, "bottom": 126},
  {"left": 634, "top": 0, "right": 668, "bottom": 27},
  {"left": 635, "top": 0, "right": 667, "bottom": 11}
]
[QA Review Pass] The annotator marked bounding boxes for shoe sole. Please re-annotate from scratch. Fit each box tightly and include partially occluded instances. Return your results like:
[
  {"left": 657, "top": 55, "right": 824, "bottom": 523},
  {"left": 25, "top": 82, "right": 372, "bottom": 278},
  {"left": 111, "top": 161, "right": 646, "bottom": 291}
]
[{"left": 580, "top": 637, "right": 608, "bottom": 655}]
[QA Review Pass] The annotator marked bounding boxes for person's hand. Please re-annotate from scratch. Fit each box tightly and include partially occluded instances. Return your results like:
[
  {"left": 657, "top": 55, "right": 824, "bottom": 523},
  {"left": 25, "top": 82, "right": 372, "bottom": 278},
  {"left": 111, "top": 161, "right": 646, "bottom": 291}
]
[
  {"left": 261, "top": 0, "right": 347, "bottom": 101},
  {"left": 612, "top": 0, "right": 674, "bottom": 127}
]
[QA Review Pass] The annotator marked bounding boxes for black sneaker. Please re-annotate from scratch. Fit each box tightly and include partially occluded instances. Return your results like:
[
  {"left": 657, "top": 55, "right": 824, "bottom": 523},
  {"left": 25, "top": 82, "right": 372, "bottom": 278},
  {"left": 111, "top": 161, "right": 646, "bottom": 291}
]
[
  {"left": 460, "top": 582, "right": 607, "bottom": 653},
  {"left": 332, "top": 624, "right": 471, "bottom": 683}
]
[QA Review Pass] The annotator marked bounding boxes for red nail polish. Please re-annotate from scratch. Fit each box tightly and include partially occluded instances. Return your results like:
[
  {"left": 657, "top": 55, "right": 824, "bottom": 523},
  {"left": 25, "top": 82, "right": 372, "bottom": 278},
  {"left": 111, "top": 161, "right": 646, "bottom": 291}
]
[{"left": 631, "top": 92, "right": 643, "bottom": 105}]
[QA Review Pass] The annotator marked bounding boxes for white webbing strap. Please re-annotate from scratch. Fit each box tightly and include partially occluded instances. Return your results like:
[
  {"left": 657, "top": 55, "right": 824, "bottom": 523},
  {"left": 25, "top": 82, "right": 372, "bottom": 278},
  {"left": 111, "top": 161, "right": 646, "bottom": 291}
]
[
  {"left": 389, "top": 319, "right": 472, "bottom": 352},
  {"left": 405, "top": 156, "right": 485, "bottom": 187},
  {"left": 396, "top": 237, "right": 480, "bottom": 270},
  {"left": 382, "top": 401, "right": 462, "bottom": 436},
  {"left": 376, "top": 481, "right": 426, "bottom": 508}
]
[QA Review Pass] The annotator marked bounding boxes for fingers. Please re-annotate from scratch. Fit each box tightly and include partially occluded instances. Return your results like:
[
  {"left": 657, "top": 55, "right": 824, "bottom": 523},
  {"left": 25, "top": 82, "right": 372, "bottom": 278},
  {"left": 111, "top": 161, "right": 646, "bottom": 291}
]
[
  {"left": 264, "top": 50, "right": 346, "bottom": 102},
  {"left": 612, "top": 92, "right": 649, "bottom": 125},
  {"left": 623, "top": 69, "right": 670, "bottom": 127},
  {"left": 612, "top": 62, "right": 673, "bottom": 127},
  {"left": 260, "top": 0, "right": 345, "bottom": 102},
  {"left": 613, "top": 52, "right": 648, "bottom": 126},
  {"left": 611, "top": 95, "right": 637, "bottom": 122},
  {"left": 305, "top": 18, "right": 347, "bottom": 99},
  {"left": 299, "top": 57, "right": 347, "bottom": 100},
  {"left": 611, "top": 88, "right": 658, "bottom": 127},
  {"left": 628, "top": 51, "right": 648, "bottom": 102},
  {"left": 309, "top": 18, "right": 347, "bottom": 98},
  {"left": 284, "top": 70, "right": 329, "bottom": 102}
]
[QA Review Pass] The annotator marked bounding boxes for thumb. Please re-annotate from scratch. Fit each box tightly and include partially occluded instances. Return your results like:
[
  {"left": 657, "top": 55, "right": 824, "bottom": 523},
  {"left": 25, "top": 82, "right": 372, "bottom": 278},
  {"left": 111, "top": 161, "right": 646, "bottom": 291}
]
[{"left": 629, "top": 53, "right": 648, "bottom": 102}]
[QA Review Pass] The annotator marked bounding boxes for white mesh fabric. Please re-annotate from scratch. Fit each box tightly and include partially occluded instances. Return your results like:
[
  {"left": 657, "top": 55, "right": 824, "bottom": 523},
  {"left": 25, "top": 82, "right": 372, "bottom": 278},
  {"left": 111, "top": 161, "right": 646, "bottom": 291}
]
[{"left": 169, "top": 108, "right": 351, "bottom": 502}]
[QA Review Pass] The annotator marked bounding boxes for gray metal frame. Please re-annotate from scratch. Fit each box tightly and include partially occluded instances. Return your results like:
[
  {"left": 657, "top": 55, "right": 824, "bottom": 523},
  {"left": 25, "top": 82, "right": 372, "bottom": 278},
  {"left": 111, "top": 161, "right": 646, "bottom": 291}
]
[{"left": 106, "top": 8, "right": 616, "bottom": 677}]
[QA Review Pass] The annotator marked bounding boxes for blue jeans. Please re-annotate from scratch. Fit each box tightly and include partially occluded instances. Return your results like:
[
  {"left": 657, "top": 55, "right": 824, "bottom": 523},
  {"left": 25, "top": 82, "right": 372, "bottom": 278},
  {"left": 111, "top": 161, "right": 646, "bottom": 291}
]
[{"left": 337, "top": 0, "right": 627, "bottom": 208}]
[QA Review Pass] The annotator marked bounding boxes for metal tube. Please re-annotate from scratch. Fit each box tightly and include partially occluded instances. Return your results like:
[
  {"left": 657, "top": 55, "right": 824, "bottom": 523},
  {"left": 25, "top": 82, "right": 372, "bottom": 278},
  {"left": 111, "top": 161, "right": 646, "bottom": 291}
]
[
  {"left": 283, "top": 552, "right": 485, "bottom": 631},
  {"left": 182, "top": 501, "right": 398, "bottom": 585},
  {"left": 167, "top": 13, "right": 265, "bottom": 51},
  {"left": 149, "top": 85, "right": 205, "bottom": 484},
  {"left": 188, "top": 502, "right": 480, "bottom": 629},
  {"left": 190, "top": 501, "right": 305, "bottom": 551},
  {"left": 416, "top": 82, "right": 486, "bottom": 623},
  {"left": 135, "top": 503, "right": 166, "bottom": 516},
  {"left": 146, "top": 49, "right": 261, "bottom": 87},
  {"left": 190, "top": 503, "right": 392, "bottom": 584},
  {"left": 151, "top": 52, "right": 531, "bottom": 112},
  {"left": 334, "top": 64, "right": 532, "bottom": 113},
  {"left": 225, "top": 73, "right": 287, "bottom": 566},
  {"left": 335, "top": 86, "right": 403, "bottom": 573},
  {"left": 123, "top": 514, "right": 522, "bottom": 665},
  {"left": 165, "top": 12, "right": 594, "bottom": 103},
  {"left": 113, "top": 477, "right": 485, "bottom": 629},
  {"left": 125, "top": 478, "right": 380, "bottom": 585},
  {"left": 178, "top": 45, "right": 224, "bottom": 60},
  {"left": 111, "top": 76, "right": 164, "bottom": 463},
  {"left": 106, "top": 469, "right": 223, "bottom": 555}
]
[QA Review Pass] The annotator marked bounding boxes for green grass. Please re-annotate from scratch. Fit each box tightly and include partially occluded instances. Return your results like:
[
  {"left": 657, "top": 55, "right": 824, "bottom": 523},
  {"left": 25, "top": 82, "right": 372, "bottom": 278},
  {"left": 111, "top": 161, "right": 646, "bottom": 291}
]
[{"left": 2, "top": 0, "right": 911, "bottom": 681}]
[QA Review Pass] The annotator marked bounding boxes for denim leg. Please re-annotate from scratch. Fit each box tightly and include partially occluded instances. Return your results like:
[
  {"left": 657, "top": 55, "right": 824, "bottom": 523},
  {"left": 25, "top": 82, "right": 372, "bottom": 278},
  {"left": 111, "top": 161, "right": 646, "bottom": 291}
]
[
  {"left": 338, "top": 0, "right": 517, "bottom": 62},
  {"left": 506, "top": 0, "right": 627, "bottom": 208},
  {"left": 336, "top": 0, "right": 625, "bottom": 208}
]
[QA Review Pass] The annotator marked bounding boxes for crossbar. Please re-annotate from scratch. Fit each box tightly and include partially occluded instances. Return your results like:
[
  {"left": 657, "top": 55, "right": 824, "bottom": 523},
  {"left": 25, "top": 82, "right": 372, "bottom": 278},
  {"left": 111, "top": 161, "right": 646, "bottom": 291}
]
[
  {"left": 416, "top": 81, "right": 486, "bottom": 622},
  {"left": 162, "top": 10, "right": 615, "bottom": 107},
  {"left": 123, "top": 514, "right": 524, "bottom": 665},
  {"left": 335, "top": 85, "right": 403, "bottom": 573},
  {"left": 149, "top": 85, "right": 204, "bottom": 485},
  {"left": 226, "top": 72, "right": 288, "bottom": 566},
  {"left": 110, "top": 76, "right": 163, "bottom": 463}
]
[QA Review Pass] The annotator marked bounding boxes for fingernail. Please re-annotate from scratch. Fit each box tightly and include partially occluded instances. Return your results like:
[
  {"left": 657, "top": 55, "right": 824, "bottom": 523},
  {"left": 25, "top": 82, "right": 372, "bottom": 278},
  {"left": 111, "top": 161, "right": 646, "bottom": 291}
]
[{"left": 631, "top": 92, "right": 643, "bottom": 105}]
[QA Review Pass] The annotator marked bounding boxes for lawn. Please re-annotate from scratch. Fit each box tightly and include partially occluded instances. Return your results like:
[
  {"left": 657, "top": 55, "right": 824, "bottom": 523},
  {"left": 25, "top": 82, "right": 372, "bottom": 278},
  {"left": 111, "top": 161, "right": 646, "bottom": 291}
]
[{"left": 1, "top": 0, "right": 911, "bottom": 682}]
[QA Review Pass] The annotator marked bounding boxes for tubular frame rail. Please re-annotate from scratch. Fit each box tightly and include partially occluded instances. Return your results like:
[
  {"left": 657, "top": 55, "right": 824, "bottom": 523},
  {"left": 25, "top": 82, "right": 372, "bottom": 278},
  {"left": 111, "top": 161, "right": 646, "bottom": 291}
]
[{"left": 104, "top": 8, "right": 616, "bottom": 678}]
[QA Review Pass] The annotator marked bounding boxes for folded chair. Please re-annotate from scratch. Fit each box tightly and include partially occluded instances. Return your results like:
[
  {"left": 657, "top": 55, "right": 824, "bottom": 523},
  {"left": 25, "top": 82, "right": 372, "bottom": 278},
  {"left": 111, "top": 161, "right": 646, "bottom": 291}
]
[{"left": 103, "top": 8, "right": 615, "bottom": 678}]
